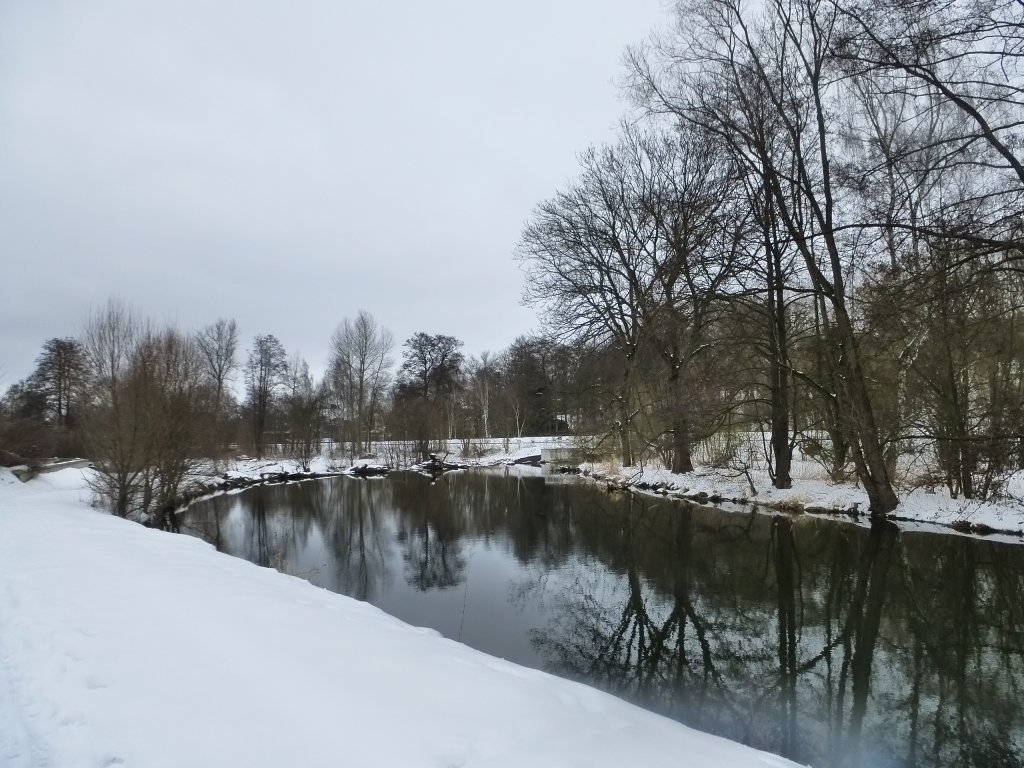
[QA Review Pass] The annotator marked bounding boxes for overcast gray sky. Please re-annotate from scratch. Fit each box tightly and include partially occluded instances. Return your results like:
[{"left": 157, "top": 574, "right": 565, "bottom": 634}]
[{"left": 0, "top": 0, "right": 667, "bottom": 385}]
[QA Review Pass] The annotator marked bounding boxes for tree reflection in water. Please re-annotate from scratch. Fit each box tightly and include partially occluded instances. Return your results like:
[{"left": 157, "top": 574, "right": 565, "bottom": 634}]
[
  {"left": 181, "top": 470, "right": 1024, "bottom": 768},
  {"left": 392, "top": 476, "right": 467, "bottom": 590}
]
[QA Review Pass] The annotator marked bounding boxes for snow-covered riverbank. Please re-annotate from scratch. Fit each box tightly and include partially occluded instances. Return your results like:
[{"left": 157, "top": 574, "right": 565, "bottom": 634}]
[
  {"left": 0, "top": 466, "right": 802, "bottom": 768},
  {"left": 586, "top": 460, "right": 1024, "bottom": 539},
  {"left": 366, "top": 433, "right": 1024, "bottom": 538},
  {"left": 198, "top": 434, "right": 1024, "bottom": 539}
]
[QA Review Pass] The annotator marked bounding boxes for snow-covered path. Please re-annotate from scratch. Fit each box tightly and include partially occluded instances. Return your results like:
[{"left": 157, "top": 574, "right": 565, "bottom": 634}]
[{"left": 0, "top": 468, "right": 801, "bottom": 768}]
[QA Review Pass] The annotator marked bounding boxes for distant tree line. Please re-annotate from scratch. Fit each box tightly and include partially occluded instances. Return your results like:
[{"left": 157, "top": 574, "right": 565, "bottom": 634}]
[{"left": 0, "top": 302, "right": 618, "bottom": 520}]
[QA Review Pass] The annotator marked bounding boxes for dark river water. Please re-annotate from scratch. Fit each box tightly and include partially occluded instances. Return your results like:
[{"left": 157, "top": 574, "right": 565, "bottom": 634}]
[{"left": 180, "top": 468, "right": 1024, "bottom": 767}]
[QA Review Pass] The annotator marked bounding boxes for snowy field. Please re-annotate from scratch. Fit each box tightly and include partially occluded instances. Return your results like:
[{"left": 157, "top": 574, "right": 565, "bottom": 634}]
[{"left": 0, "top": 466, "right": 802, "bottom": 768}]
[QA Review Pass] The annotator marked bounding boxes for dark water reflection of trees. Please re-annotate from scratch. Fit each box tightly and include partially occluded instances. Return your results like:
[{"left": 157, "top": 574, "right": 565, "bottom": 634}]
[{"left": 181, "top": 470, "right": 1024, "bottom": 767}]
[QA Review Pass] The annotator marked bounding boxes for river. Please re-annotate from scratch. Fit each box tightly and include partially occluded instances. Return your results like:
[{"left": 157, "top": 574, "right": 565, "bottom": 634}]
[{"left": 180, "top": 468, "right": 1024, "bottom": 767}]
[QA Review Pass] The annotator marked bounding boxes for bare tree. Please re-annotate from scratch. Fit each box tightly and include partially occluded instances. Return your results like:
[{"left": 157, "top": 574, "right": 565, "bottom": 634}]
[
  {"left": 80, "top": 300, "right": 148, "bottom": 517},
  {"left": 628, "top": 0, "right": 901, "bottom": 512},
  {"left": 392, "top": 333, "right": 464, "bottom": 455},
  {"left": 282, "top": 354, "right": 326, "bottom": 470},
  {"left": 518, "top": 124, "right": 744, "bottom": 470},
  {"left": 466, "top": 352, "right": 496, "bottom": 438},
  {"left": 833, "top": 0, "right": 1024, "bottom": 196},
  {"left": 398, "top": 333, "right": 463, "bottom": 401},
  {"left": 138, "top": 327, "right": 210, "bottom": 524},
  {"left": 196, "top": 319, "right": 238, "bottom": 411},
  {"left": 518, "top": 139, "right": 655, "bottom": 466},
  {"left": 245, "top": 334, "right": 287, "bottom": 458},
  {"left": 195, "top": 318, "right": 239, "bottom": 453},
  {"left": 636, "top": 126, "right": 748, "bottom": 473},
  {"left": 328, "top": 311, "right": 393, "bottom": 456},
  {"left": 80, "top": 301, "right": 210, "bottom": 523}
]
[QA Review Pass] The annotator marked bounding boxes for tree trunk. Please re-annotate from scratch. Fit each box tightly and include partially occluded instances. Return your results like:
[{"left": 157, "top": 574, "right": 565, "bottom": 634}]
[
  {"left": 770, "top": 354, "right": 792, "bottom": 489},
  {"left": 764, "top": 171, "right": 792, "bottom": 489},
  {"left": 834, "top": 306, "right": 900, "bottom": 515},
  {"left": 671, "top": 422, "right": 694, "bottom": 474},
  {"left": 618, "top": 365, "right": 635, "bottom": 467},
  {"left": 618, "top": 406, "right": 634, "bottom": 468},
  {"left": 666, "top": 363, "right": 694, "bottom": 474}
]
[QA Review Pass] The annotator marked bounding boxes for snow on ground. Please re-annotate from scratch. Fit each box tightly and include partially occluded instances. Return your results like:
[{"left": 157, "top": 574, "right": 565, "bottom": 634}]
[
  {"left": 600, "top": 457, "right": 1024, "bottom": 537},
  {"left": 203, "top": 434, "right": 1024, "bottom": 537},
  {"left": 213, "top": 435, "right": 578, "bottom": 479},
  {"left": 0, "top": 466, "right": 802, "bottom": 768},
  {"left": 219, "top": 453, "right": 339, "bottom": 478}
]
